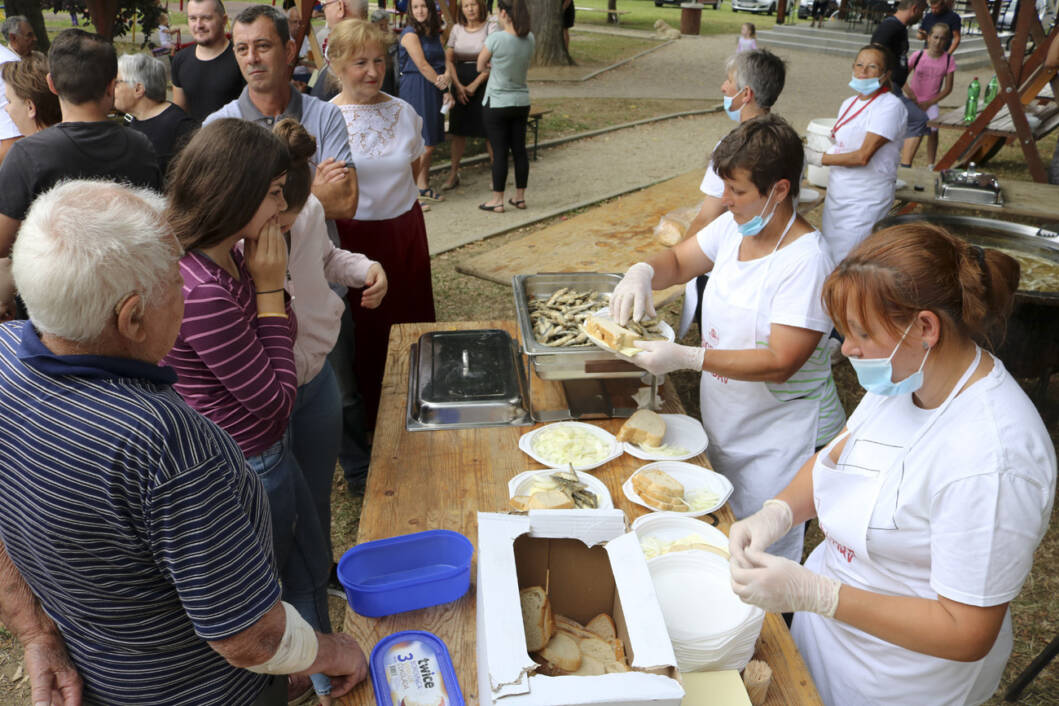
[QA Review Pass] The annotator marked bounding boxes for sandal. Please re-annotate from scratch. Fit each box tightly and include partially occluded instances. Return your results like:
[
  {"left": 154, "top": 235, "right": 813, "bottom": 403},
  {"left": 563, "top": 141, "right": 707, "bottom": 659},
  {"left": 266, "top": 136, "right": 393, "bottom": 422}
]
[
  {"left": 418, "top": 187, "right": 444, "bottom": 202},
  {"left": 441, "top": 174, "right": 460, "bottom": 190},
  {"left": 508, "top": 198, "right": 527, "bottom": 210},
  {"left": 478, "top": 202, "right": 504, "bottom": 213}
]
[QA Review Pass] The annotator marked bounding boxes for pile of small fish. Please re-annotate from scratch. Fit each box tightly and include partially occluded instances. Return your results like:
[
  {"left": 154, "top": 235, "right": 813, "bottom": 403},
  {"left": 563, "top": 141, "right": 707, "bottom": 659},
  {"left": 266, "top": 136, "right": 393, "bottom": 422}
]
[
  {"left": 621, "top": 316, "right": 667, "bottom": 340},
  {"left": 528, "top": 288, "right": 606, "bottom": 347},
  {"left": 552, "top": 469, "right": 599, "bottom": 508}
]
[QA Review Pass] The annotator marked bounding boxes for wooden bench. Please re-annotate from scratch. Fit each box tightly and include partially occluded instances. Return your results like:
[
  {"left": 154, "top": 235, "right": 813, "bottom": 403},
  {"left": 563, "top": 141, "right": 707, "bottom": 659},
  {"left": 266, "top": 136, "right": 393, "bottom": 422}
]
[
  {"left": 527, "top": 107, "right": 553, "bottom": 161},
  {"left": 574, "top": 6, "right": 632, "bottom": 23}
]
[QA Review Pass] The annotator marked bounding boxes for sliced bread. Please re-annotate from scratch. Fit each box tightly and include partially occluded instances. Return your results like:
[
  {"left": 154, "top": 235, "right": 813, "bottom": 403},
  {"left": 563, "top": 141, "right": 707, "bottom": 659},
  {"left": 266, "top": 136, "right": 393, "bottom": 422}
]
[
  {"left": 569, "top": 654, "right": 606, "bottom": 676},
  {"left": 520, "top": 586, "right": 554, "bottom": 652},
  {"left": 637, "top": 486, "right": 690, "bottom": 512},
  {"left": 538, "top": 632, "right": 581, "bottom": 672},
  {"left": 616, "top": 410, "right": 666, "bottom": 448},
  {"left": 586, "top": 613, "right": 617, "bottom": 641},
  {"left": 584, "top": 315, "right": 641, "bottom": 351},
  {"left": 526, "top": 490, "right": 575, "bottom": 510},
  {"left": 631, "top": 468, "right": 684, "bottom": 499}
]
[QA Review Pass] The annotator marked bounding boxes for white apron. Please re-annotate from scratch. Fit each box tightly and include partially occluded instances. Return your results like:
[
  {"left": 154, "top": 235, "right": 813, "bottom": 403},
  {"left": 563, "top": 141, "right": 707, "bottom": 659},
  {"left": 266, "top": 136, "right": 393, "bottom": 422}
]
[
  {"left": 793, "top": 348, "right": 1010, "bottom": 706},
  {"left": 698, "top": 213, "right": 815, "bottom": 562},
  {"left": 821, "top": 92, "right": 905, "bottom": 264}
]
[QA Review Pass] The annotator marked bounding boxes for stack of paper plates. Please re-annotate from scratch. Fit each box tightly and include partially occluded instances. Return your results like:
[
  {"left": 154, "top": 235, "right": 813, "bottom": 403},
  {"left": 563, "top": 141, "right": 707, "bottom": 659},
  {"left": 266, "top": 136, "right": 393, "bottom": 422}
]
[{"left": 647, "top": 551, "right": 764, "bottom": 673}]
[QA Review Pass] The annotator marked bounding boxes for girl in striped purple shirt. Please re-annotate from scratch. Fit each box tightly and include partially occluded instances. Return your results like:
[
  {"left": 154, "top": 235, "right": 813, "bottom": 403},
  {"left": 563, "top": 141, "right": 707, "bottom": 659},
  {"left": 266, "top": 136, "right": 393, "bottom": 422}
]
[{"left": 162, "top": 118, "right": 336, "bottom": 703}]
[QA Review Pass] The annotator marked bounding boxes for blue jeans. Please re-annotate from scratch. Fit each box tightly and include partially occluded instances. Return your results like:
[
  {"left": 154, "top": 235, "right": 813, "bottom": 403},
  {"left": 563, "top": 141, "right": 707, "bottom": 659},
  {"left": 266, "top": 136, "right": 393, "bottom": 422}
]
[
  {"left": 245, "top": 432, "right": 332, "bottom": 696},
  {"left": 291, "top": 361, "right": 342, "bottom": 558}
]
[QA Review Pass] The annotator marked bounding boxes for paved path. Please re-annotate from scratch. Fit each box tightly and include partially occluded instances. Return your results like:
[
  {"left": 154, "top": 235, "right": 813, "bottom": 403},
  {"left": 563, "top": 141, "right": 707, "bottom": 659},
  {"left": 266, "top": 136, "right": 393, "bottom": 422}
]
[{"left": 422, "top": 29, "right": 974, "bottom": 254}]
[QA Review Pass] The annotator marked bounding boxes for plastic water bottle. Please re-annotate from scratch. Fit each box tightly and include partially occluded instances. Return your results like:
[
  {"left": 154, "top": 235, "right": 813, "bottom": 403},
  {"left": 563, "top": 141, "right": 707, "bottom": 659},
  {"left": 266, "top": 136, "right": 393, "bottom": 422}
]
[
  {"left": 963, "top": 77, "right": 981, "bottom": 123},
  {"left": 984, "top": 75, "right": 999, "bottom": 105}
]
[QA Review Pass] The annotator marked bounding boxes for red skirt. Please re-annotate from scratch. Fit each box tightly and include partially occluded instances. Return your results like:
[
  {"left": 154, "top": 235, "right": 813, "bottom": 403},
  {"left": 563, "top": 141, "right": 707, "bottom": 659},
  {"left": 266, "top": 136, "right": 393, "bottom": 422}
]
[{"left": 335, "top": 202, "right": 436, "bottom": 426}]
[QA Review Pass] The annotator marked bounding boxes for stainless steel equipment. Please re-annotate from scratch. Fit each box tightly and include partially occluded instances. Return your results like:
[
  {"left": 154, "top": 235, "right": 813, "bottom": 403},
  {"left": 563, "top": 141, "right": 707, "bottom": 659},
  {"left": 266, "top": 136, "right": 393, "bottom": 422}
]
[
  {"left": 513, "top": 273, "right": 659, "bottom": 421},
  {"left": 406, "top": 329, "right": 532, "bottom": 431},
  {"left": 935, "top": 163, "right": 1004, "bottom": 207}
]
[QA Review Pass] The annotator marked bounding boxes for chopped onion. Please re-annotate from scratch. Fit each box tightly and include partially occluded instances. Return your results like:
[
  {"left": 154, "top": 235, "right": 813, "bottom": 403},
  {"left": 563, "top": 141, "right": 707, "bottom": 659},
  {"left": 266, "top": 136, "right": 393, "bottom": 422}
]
[{"left": 531, "top": 426, "right": 611, "bottom": 467}]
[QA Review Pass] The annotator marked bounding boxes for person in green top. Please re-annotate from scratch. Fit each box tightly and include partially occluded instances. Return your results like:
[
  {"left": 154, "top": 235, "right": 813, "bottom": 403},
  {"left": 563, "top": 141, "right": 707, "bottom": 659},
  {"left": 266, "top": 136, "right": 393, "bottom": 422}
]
[{"left": 476, "top": 0, "right": 534, "bottom": 213}]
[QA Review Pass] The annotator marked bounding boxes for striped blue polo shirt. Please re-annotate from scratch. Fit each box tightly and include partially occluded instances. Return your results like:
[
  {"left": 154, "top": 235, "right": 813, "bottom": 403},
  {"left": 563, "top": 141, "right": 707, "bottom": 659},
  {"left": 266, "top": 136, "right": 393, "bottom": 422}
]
[{"left": 0, "top": 321, "right": 281, "bottom": 705}]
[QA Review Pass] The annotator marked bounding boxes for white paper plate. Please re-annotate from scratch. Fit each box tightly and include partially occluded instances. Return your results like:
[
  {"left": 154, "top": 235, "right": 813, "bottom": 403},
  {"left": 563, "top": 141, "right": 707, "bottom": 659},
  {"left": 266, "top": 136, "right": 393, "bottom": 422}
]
[
  {"left": 507, "top": 469, "right": 614, "bottom": 510},
  {"left": 798, "top": 187, "right": 820, "bottom": 203},
  {"left": 623, "top": 461, "right": 733, "bottom": 517},
  {"left": 580, "top": 306, "right": 675, "bottom": 357},
  {"left": 632, "top": 512, "right": 729, "bottom": 552},
  {"left": 622, "top": 414, "right": 708, "bottom": 462},
  {"left": 518, "top": 421, "right": 622, "bottom": 471},
  {"left": 648, "top": 551, "right": 759, "bottom": 640}
]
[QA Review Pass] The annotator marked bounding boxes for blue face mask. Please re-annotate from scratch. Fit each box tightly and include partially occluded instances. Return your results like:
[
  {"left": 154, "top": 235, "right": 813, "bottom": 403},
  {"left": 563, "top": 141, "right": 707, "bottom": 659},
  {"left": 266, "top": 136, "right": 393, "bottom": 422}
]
[
  {"left": 723, "top": 88, "right": 745, "bottom": 122},
  {"left": 735, "top": 186, "right": 778, "bottom": 237},
  {"left": 849, "top": 322, "right": 931, "bottom": 396},
  {"left": 848, "top": 74, "right": 882, "bottom": 95}
]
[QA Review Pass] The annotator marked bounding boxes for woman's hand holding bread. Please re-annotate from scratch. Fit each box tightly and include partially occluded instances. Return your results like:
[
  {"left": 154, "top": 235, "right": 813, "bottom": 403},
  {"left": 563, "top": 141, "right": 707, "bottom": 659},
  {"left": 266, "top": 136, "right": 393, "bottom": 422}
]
[{"left": 610, "top": 262, "right": 656, "bottom": 325}]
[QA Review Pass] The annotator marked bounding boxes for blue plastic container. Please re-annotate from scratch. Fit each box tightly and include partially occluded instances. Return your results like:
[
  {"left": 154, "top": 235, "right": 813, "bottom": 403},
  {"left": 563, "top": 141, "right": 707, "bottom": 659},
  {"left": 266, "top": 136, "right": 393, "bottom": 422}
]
[
  {"left": 337, "top": 529, "right": 473, "bottom": 617},
  {"left": 370, "top": 630, "right": 465, "bottom": 706}
]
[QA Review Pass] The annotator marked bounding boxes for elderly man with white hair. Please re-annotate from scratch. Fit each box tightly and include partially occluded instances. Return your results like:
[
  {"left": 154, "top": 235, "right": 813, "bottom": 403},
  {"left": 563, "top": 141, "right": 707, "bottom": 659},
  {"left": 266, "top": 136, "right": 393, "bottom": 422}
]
[
  {"left": 0, "top": 180, "right": 367, "bottom": 705},
  {"left": 116, "top": 53, "right": 199, "bottom": 176}
]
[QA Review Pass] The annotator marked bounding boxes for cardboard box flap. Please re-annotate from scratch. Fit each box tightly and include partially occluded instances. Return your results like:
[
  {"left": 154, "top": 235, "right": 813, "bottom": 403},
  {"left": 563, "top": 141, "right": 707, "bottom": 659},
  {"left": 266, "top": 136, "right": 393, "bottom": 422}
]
[
  {"left": 605, "top": 532, "right": 678, "bottom": 670},
  {"left": 526, "top": 509, "right": 627, "bottom": 545},
  {"left": 479, "top": 513, "right": 537, "bottom": 694},
  {"left": 504, "top": 673, "right": 685, "bottom": 704}
]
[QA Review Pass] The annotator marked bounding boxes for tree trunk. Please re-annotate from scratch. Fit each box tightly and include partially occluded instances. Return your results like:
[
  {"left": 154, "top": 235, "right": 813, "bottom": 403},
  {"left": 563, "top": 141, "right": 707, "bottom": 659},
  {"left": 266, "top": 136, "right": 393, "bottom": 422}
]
[
  {"left": 527, "top": 0, "right": 573, "bottom": 65},
  {"left": 6, "top": 0, "right": 51, "bottom": 51},
  {"left": 85, "top": 0, "right": 119, "bottom": 40},
  {"left": 607, "top": 0, "right": 618, "bottom": 24}
]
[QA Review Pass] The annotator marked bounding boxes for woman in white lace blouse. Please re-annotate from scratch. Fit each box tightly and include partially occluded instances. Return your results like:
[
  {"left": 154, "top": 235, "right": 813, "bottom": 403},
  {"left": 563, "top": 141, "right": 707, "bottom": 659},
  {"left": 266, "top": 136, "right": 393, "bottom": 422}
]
[{"left": 330, "top": 17, "right": 436, "bottom": 424}]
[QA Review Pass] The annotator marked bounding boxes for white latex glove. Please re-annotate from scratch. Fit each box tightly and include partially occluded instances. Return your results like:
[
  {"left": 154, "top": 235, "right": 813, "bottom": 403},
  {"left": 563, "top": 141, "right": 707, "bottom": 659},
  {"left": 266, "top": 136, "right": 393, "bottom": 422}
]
[
  {"left": 728, "top": 499, "right": 793, "bottom": 570},
  {"left": 804, "top": 146, "right": 824, "bottom": 168},
  {"left": 626, "top": 340, "right": 704, "bottom": 376},
  {"left": 610, "top": 262, "right": 656, "bottom": 326},
  {"left": 730, "top": 549, "right": 842, "bottom": 617}
]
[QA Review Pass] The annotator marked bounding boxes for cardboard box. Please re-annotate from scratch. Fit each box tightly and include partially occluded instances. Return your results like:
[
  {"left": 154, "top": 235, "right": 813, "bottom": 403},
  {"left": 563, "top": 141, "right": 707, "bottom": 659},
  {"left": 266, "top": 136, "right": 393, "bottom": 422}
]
[{"left": 477, "top": 511, "right": 685, "bottom": 705}]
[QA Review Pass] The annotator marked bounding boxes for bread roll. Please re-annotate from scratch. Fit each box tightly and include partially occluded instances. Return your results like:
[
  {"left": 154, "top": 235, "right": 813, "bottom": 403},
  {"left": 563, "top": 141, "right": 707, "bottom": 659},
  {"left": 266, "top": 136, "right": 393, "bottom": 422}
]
[
  {"left": 616, "top": 410, "right": 666, "bottom": 448},
  {"left": 520, "top": 587, "right": 554, "bottom": 652},
  {"left": 526, "top": 490, "right": 575, "bottom": 510},
  {"left": 569, "top": 654, "right": 606, "bottom": 676}
]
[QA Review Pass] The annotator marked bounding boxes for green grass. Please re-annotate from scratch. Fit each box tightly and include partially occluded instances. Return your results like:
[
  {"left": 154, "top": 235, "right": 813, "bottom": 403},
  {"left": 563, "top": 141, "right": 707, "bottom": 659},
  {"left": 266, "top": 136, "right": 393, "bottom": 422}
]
[
  {"left": 571, "top": 0, "right": 791, "bottom": 35},
  {"left": 565, "top": 30, "right": 660, "bottom": 64}
]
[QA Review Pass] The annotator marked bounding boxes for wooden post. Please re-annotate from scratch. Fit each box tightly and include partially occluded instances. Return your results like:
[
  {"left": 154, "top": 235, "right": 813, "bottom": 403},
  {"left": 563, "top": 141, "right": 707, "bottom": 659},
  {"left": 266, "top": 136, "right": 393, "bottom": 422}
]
[
  {"left": 934, "top": 0, "right": 1057, "bottom": 182},
  {"left": 777, "top": 0, "right": 787, "bottom": 23}
]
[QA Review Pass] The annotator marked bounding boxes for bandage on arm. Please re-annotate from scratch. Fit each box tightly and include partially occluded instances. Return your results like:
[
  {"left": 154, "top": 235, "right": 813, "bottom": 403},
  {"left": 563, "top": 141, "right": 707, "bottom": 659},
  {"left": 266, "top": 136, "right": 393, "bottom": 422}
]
[{"left": 246, "top": 601, "right": 320, "bottom": 675}]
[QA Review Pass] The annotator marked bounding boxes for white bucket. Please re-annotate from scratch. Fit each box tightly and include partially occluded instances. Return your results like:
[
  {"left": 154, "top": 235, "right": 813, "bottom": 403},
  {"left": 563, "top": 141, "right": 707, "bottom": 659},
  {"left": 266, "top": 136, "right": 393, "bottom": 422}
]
[{"left": 805, "top": 117, "right": 835, "bottom": 188}]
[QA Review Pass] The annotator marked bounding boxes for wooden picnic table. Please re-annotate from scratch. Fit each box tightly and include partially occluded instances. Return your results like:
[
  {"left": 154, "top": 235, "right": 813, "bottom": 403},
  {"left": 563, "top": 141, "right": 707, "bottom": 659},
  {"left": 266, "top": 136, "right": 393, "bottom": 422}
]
[
  {"left": 892, "top": 165, "right": 1059, "bottom": 222},
  {"left": 334, "top": 319, "right": 823, "bottom": 706}
]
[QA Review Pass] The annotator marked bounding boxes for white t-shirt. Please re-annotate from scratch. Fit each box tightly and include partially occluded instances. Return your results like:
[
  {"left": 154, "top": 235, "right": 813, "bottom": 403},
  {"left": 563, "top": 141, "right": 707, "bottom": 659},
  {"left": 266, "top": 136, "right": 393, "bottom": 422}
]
[
  {"left": 828, "top": 90, "right": 906, "bottom": 184},
  {"left": 697, "top": 213, "right": 835, "bottom": 336},
  {"left": 335, "top": 94, "right": 424, "bottom": 221},
  {"left": 0, "top": 44, "right": 22, "bottom": 140},
  {"left": 793, "top": 356, "right": 1056, "bottom": 706},
  {"left": 699, "top": 138, "right": 724, "bottom": 199}
]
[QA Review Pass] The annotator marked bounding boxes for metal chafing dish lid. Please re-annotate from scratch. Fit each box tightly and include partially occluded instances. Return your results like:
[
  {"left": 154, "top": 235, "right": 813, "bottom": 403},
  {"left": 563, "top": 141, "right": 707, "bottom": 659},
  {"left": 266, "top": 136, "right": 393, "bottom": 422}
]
[
  {"left": 407, "top": 329, "right": 530, "bottom": 430},
  {"left": 938, "top": 163, "right": 1001, "bottom": 192}
]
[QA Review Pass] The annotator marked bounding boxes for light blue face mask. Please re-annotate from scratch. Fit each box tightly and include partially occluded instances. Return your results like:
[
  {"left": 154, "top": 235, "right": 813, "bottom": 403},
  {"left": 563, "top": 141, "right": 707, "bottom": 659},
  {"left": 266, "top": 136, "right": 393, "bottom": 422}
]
[
  {"left": 735, "top": 185, "right": 778, "bottom": 237},
  {"left": 849, "top": 322, "right": 931, "bottom": 396},
  {"left": 723, "top": 87, "right": 745, "bottom": 122},
  {"left": 848, "top": 74, "right": 882, "bottom": 95}
]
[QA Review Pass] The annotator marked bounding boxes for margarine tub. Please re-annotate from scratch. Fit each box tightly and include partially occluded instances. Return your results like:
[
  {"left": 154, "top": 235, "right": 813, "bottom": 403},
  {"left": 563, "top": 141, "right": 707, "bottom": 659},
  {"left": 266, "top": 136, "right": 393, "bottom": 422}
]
[{"left": 370, "top": 630, "right": 464, "bottom": 706}]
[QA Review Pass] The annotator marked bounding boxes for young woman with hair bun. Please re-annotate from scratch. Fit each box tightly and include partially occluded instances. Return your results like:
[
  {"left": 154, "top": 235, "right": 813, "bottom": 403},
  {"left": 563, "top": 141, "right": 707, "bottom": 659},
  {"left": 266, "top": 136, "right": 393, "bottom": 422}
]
[{"left": 727, "top": 222, "right": 1056, "bottom": 706}]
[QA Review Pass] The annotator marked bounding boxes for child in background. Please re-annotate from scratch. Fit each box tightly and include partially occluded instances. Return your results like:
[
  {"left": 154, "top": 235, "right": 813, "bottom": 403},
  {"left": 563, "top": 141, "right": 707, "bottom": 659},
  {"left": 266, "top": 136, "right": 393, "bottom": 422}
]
[
  {"left": 901, "top": 23, "right": 956, "bottom": 166},
  {"left": 737, "top": 23, "right": 757, "bottom": 52}
]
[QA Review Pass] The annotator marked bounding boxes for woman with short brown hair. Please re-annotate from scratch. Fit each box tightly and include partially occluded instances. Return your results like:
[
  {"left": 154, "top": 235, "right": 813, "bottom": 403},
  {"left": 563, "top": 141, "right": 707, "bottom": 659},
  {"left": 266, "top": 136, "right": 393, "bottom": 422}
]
[{"left": 728, "top": 223, "right": 1056, "bottom": 706}]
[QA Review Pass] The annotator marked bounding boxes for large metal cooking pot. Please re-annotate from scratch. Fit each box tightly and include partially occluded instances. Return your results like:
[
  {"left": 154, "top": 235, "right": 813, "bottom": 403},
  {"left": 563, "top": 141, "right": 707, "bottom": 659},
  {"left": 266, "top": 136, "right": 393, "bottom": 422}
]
[{"left": 875, "top": 214, "right": 1059, "bottom": 384}]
